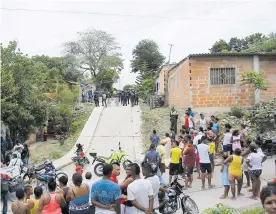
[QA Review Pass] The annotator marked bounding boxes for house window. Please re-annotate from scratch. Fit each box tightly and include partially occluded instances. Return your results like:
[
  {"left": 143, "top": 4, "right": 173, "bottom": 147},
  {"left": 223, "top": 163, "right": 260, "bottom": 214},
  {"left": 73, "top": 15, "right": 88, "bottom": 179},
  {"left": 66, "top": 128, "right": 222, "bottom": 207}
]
[
  {"left": 156, "top": 82, "right": 159, "bottom": 92},
  {"left": 210, "top": 68, "right": 236, "bottom": 85}
]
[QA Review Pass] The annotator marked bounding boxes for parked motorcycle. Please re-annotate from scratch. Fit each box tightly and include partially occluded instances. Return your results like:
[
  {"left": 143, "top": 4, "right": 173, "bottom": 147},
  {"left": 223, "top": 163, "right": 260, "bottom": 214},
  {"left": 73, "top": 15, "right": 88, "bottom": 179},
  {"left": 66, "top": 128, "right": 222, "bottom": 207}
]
[
  {"left": 22, "top": 160, "right": 68, "bottom": 192},
  {"left": 158, "top": 177, "right": 199, "bottom": 214},
  {"left": 71, "top": 144, "right": 90, "bottom": 166},
  {"left": 89, "top": 142, "right": 132, "bottom": 177}
]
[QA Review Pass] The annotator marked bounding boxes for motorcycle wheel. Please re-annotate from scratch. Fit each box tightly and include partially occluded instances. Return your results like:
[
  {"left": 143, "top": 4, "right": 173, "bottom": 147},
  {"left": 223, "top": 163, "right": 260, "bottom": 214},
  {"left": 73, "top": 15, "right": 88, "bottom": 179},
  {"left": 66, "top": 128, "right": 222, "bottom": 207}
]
[
  {"left": 55, "top": 172, "right": 68, "bottom": 180},
  {"left": 122, "top": 160, "right": 133, "bottom": 170},
  {"left": 182, "top": 197, "right": 199, "bottom": 214},
  {"left": 94, "top": 163, "right": 104, "bottom": 177}
]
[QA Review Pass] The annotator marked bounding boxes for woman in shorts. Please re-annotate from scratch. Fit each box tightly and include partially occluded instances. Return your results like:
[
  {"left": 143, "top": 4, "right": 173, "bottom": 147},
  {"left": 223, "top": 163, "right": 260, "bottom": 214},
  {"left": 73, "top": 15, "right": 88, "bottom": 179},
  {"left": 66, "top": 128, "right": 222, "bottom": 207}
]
[
  {"left": 247, "top": 144, "right": 263, "bottom": 200},
  {"left": 224, "top": 148, "right": 243, "bottom": 199}
]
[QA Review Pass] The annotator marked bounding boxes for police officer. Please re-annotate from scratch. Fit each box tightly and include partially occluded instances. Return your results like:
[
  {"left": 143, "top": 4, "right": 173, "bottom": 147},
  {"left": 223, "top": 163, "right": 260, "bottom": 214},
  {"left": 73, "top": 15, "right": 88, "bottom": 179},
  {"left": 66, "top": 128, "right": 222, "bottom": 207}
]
[{"left": 170, "top": 106, "right": 178, "bottom": 134}]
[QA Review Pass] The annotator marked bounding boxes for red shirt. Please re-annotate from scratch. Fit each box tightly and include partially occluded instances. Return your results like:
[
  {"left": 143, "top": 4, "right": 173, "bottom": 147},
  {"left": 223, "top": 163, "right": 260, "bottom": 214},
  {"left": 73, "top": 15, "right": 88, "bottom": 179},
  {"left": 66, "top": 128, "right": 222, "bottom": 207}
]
[
  {"left": 110, "top": 173, "right": 118, "bottom": 184},
  {"left": 183, "top": 145, "right": 196, "bottom": 167}
]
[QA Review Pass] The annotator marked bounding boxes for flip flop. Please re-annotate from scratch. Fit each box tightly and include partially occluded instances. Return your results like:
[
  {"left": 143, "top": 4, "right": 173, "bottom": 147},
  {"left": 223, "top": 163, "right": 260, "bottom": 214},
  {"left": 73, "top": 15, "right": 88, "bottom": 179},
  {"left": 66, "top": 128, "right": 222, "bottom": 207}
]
[
  {"left": 248, "top": 196, "right": 258, "bottom": 200},
  {"left": 219, "top": 196, "right": 226, "bottom": 199}
]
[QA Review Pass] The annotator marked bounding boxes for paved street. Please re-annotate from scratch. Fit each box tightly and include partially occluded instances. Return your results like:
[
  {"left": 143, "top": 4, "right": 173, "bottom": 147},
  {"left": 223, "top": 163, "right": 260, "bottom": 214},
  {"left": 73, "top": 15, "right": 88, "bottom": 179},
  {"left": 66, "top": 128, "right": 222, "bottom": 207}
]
[{"left": 4, "top": 101, "right": 275, "bottom": 213}]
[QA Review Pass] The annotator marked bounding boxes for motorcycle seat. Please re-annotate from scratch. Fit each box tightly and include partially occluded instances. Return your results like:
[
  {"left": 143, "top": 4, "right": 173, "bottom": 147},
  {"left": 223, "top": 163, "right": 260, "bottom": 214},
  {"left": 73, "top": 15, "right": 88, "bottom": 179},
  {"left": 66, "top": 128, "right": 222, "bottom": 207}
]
[
  {"left": 35, "top": 164, "right": 45, "bottom": 172},
  {"left": 97, "top": 155, "right": 112, "bottom": 160}
]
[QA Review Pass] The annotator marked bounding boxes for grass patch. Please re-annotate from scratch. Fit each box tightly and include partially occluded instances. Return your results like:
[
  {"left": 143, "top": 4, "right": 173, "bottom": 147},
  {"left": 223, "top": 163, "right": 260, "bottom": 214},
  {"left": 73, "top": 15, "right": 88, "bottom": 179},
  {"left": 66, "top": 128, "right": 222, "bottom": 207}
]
[
  {"left": 29, "top": 104, "right": 94, "bottom": 165},
  {"left": 140, "top": 103, "right": 183, "bottom": 150}
]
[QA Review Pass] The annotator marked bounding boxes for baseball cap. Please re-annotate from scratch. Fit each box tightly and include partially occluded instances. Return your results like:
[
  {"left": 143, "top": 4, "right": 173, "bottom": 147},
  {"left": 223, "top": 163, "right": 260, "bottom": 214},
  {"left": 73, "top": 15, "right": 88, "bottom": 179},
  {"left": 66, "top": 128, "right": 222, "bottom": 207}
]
[{"left": 75, "top": 165, "right": 84, "bottom": 173}]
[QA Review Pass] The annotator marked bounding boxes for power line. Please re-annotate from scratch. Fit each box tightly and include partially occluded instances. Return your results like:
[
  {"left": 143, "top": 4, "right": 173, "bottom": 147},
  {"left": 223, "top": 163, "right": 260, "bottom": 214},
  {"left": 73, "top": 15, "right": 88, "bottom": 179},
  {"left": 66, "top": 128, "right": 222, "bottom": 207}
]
[{"left": 0, "top": 7, "right": 270, "bottom": 22}]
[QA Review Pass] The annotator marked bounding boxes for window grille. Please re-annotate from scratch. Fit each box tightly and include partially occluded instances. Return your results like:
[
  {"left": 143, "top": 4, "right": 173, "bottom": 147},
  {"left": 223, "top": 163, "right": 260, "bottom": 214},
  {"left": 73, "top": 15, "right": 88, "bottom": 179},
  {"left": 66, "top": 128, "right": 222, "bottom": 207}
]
[{"left": 210, "top": 68, "right": 236, "bottom": 85}]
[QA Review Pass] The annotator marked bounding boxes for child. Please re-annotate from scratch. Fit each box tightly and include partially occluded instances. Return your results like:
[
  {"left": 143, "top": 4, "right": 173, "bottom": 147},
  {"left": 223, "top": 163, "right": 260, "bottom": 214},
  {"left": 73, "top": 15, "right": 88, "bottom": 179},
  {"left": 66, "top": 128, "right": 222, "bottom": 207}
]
[
  {"left": 208, "top": 139, "right": 216, "bottom": 173},
  {"left": 220, "top": 154, "right": 230, "bottom": 199}
]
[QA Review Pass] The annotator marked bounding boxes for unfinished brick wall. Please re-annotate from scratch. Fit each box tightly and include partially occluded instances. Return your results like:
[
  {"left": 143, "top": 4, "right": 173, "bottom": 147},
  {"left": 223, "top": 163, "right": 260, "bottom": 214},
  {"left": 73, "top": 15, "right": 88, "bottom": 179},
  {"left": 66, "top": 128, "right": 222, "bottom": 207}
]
[
  {"left": 189, "top": 56, "right": 255, "bottom": 108},
  {"left": 260, "top": 57, "right": 276, "bottom": 102},
  {"left": 168, "top": 61, "right": 190, "bottom": 108}
]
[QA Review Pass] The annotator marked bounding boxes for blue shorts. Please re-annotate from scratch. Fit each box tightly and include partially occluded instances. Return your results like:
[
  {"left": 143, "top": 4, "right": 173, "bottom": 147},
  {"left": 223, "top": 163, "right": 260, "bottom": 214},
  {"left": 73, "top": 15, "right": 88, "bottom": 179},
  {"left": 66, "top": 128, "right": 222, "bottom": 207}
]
[{"left": 223, "top": 144, "right": 232, "bottom": 153}]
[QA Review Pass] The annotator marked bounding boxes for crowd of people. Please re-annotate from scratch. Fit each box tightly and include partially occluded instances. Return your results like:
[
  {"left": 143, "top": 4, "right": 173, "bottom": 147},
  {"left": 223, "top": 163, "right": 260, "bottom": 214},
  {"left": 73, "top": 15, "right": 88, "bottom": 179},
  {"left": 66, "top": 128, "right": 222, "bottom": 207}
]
[
  {"left": 8, "top": 162, "right": 163, "bottom": 214},
  {"left": 147, "top": 107, "right": 271, "bottom": 202}
]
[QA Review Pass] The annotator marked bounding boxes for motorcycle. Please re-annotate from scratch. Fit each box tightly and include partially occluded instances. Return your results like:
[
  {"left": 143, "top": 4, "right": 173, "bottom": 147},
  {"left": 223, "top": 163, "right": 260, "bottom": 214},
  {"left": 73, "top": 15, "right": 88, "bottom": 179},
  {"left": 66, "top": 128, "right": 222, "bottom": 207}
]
[
  {"left": 0, "top": 165, "right": 28, "bottom": 202},
  {"left": 89, "top": 142, "right": 132, "bottom": 177},
  {"left": 71, "top": 144, "right": 90, "bottom": 166},
  {"left": 158, "top": 177, "right": 199, "bottom": 214}
]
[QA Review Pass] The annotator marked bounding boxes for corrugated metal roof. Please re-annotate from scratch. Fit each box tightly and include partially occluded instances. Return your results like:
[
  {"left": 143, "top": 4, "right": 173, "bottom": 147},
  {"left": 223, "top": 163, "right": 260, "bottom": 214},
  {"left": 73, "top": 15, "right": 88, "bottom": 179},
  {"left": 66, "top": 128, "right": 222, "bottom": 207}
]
[
  {"left": 189, "top": 52, "right": 276, "bottom": 57},
  {"left": 167, "top": 52, "right": 276, "bottom": 73}
]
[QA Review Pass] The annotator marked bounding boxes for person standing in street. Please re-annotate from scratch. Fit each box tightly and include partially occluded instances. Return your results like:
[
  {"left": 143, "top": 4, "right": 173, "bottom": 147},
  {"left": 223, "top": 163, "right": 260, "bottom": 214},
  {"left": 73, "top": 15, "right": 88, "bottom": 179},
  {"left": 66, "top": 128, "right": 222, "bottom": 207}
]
[
  {"left": 42, "top": 124, "right": 48, "bottom": 142},
  {"left": 119, "top": 164, "right": 134, "bottom": 214},
  {"left": 197, "top": 136, "right": 214, "bottom": 190},
  {"left": 149, "top": 130, "right": 160, "bottom": 147},
  {"left": 91, "top": 164, "right": 121, "bottom": 214},
  {"left": 170, "top": 107, "right": 178, "bottom": 134},
  {"left": 110, "top": 162, "right": 121, "bottom": 184},
  {"left": 183, "top": 139, "right": 196, "bottom": 189},
  {"left": 156, "top": 141, "right": 166, "bottom": 175},
  {"left": 102, "top": 92, "right": 107, "bottom": 107},
  {"left": 199, "top": 113, "right": 206, "bottom": 130},
  {"left": 37, "top": 177, "right": 65, "bottom": 214},
  {"left": 143, "top": 144, "right": 165, "bottom": 187},
  {"left": 27, "top": 186, "right": 43, "bottom": 214},
  {"left": 11, "top": 188, "right": 31, "bottom": 214},
  {"left": 1, "top": 175, "right": 9, "bottom": 214},
  {"left": 127, "top": 163, "right": 153, "bottom": 214},
  {"left": 142, "top": 163, "right": 160, "bottom": 213},
  {"left": 58, "top": 176, "right": 70, "bottom": 214},
  {"left": 1, "top": 137, "right": 7, "bottom": 164},
  {"left": 85, "top": 172, "right": 95, "bottom": 214},
  {"left": 169, "top": 141, "right": 182, "bottom": 185}
]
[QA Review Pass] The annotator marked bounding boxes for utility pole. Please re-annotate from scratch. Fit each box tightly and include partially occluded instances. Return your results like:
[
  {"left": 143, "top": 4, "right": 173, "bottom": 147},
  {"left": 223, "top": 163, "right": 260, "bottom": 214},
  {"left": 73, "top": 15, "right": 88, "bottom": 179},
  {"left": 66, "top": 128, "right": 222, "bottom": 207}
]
[{"left": 168, "top": 44, "right": 174, "bottom": 64}]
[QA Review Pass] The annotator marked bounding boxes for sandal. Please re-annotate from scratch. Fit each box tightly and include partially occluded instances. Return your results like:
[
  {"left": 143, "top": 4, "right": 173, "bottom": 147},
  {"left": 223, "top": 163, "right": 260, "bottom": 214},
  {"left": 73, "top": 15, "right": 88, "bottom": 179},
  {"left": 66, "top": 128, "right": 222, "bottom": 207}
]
[
  {"left": 219, "top": 195, "right": 226, "bottom": 199},
  {"left": 248, "top": 195, "right": 258, "bottom": 200}
]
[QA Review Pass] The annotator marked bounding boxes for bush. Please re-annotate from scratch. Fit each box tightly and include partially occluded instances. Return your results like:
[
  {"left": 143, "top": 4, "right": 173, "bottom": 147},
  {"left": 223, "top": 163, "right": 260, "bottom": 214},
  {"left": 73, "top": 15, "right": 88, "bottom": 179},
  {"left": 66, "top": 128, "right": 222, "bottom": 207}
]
[
  {"left": 230, "top": 106, "right": 244, "bottom": 118},
  {"left": 241, "top": 207, "right": 265, "bottom": 214},
  {"left": 202, "top": 204, "right": 238, "bottom": 214},
  {"left": 203, "top": 204, "right": 265, "bottom": 214}
]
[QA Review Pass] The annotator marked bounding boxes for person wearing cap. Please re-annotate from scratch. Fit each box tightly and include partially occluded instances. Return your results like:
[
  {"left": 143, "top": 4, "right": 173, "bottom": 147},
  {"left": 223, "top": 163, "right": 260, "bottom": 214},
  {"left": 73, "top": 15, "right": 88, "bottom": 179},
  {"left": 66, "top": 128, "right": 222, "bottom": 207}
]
[
  {"left": 75, "top": 165, "right": 84, "bottom": 175},
  {"left": 170, "top": 107, "right": 178, "bottom": 134},
  {"left": 199, "top": 113, "right": 207, "bottom": 130}
]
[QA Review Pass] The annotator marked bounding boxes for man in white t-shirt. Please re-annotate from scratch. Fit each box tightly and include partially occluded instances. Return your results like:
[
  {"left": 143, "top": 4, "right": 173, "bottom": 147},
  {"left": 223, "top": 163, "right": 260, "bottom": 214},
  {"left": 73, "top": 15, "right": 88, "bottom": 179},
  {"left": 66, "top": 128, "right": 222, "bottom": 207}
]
[
  {"left": 142, "top": 163, "right": 160, "bottom": 211},
  {"left": 127, "top": 163, "right": 153, "bottom": 214},
  {"left": 197, "top": 136, "right": 213, "bottom": 189},
  {"left": 193, "top": 130, "right": 202, "bottom": 146}
]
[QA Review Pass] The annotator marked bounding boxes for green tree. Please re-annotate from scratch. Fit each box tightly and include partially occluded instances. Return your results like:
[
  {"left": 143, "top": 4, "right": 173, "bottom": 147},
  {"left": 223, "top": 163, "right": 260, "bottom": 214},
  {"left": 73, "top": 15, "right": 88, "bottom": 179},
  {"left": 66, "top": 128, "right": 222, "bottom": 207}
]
[
  {"left": 131, "top": 39, "right": 165, "bottom": 75},
  {"left": 94, "top": 69, "right": 119, "bottom": 91},
  {"left": 1, "top": 41, "right": 48, "bottom": 142},
  {"left": 209, "top": 39, "right": 230, "bottom": 53},
  {"left": 63, "top": 29, "right": 123, "bottom": 81},
  {"left": 137, "top": 78, "right": 155, "bottom": 100},
  {"left": 241, "top": 70, "right": 269, "bottom": 104}
]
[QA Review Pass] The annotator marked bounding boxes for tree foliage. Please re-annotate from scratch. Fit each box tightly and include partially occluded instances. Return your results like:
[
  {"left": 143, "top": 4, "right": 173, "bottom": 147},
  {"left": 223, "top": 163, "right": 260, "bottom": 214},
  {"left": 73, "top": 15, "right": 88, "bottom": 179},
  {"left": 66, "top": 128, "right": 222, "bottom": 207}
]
[
  {"left": 1, "top": 41, "right": 80, "bottom": 145},
  {"left": 94, "top": 69, "right": 119, "bottom": 91},
  {"left": 63, "top": 29, "right": 123, "bottom": 86},
  {"left": 123, "top": 84, "right": 135, "bottom": 91},
  {"left": 240, "top": 71, "right": 269, "bottom": 90},
  {"left": 131, "top": 39, "right": 165, "bottom": 76},
  {"left": 209, "top": 33, "right": 276, "bottom": 53}
]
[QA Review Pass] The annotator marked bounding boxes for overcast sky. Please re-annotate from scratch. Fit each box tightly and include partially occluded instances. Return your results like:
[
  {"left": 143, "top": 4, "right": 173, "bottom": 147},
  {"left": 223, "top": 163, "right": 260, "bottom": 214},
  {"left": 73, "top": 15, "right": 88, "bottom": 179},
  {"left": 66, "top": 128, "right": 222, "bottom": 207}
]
[{"left": 1, "top": 0, "right": 276, "bottom": 89}]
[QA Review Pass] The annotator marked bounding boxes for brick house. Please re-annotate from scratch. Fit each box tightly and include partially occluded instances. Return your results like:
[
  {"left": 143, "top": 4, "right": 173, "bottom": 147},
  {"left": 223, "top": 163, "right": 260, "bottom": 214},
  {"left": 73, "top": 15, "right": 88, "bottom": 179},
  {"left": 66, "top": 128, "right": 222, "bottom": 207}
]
[{"left": 160, "top": 53, "right": 276, "bottom": 109}]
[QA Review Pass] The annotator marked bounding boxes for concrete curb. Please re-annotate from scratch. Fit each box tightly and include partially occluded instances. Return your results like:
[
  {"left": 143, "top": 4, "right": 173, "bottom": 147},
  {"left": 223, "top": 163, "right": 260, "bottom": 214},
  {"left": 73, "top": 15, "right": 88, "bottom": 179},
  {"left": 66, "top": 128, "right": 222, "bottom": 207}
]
[{"left": 54, "top": 106, "right": 104, "bottom": 170}]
